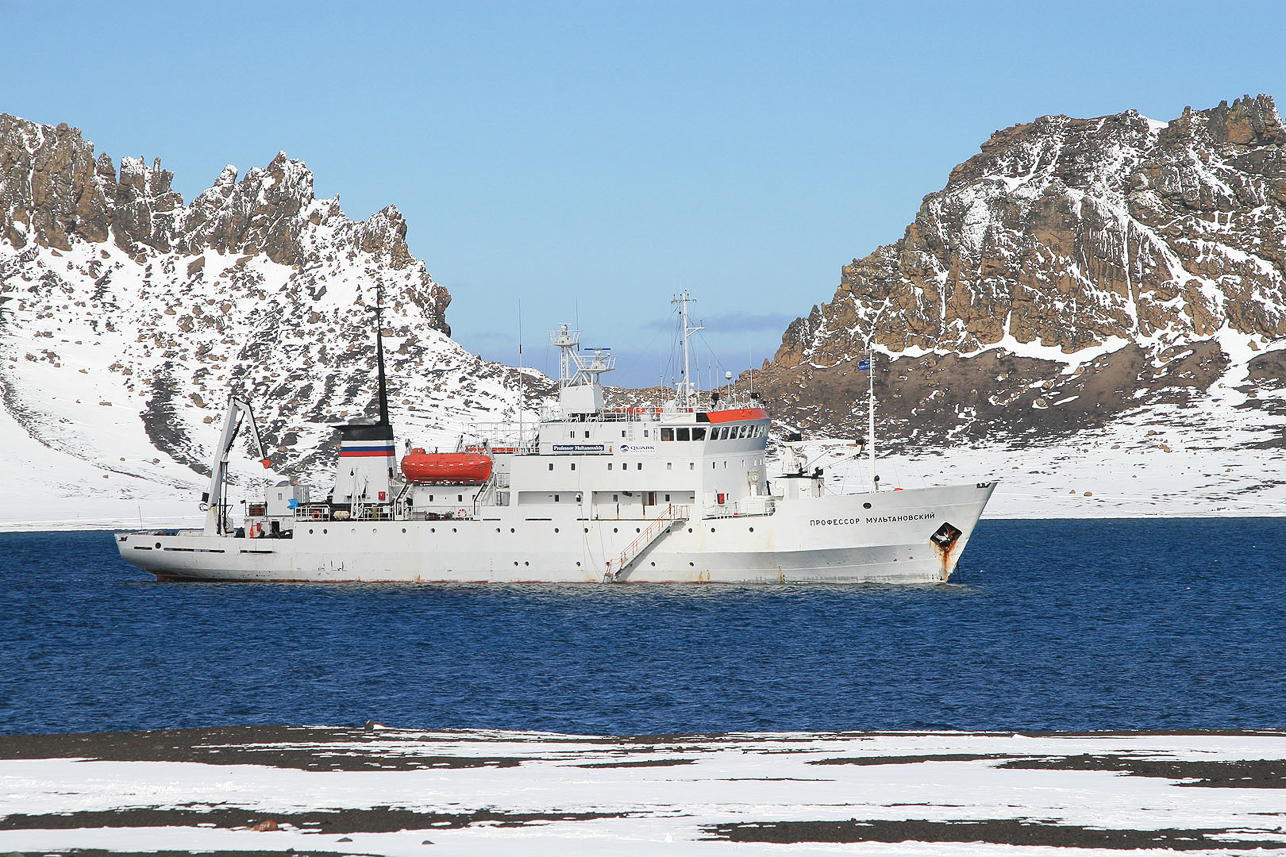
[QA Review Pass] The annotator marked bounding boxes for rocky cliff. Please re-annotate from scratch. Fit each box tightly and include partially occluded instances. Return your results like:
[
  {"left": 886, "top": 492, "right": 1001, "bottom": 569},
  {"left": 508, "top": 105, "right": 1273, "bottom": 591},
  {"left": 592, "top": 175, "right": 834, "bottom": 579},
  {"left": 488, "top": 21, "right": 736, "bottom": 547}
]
[
  {"left": 0, "top": 114, "right": 544, "bottom": 502},
  {"left": 757, "top": 95, "right": 1286, "bottom": 450}
]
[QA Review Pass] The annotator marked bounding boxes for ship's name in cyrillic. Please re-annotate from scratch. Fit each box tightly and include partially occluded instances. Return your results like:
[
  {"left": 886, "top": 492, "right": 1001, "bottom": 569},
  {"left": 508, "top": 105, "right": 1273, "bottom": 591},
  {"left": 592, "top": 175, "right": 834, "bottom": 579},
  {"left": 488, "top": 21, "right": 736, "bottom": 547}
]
[{"left": 809, "top": 512, "right": 937, "bottom": 526}]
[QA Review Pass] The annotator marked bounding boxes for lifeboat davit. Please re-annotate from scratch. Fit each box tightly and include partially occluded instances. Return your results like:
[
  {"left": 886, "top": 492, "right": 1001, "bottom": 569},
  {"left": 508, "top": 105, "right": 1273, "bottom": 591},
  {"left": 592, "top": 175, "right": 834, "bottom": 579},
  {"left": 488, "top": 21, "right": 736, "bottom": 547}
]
[{"left": 401, "top": 449, "right": 493, "bottom": 484}]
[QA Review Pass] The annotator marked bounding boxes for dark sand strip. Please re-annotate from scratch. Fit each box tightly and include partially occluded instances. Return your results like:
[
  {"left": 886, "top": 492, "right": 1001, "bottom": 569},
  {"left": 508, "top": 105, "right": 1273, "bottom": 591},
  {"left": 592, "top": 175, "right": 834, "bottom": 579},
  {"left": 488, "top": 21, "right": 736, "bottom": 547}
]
[{"left": 705, "top": 819, "right": 1286, "bottom": 850}]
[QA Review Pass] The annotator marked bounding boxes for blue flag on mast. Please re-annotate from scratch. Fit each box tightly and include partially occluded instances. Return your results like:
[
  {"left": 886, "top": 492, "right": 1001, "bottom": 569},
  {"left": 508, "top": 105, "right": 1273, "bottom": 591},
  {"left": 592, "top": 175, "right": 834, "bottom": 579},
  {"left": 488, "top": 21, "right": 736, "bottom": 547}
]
[{"left": 857, "top": 359, "right": 870, "bottom": 370}]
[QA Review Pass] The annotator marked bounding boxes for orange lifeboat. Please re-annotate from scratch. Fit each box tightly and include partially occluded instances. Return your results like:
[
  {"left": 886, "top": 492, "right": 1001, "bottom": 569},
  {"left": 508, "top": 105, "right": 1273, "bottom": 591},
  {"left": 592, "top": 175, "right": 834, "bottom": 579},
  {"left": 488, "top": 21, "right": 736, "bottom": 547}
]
[{"left": 401, "top": 450, "right": 493, "bottom": 484}]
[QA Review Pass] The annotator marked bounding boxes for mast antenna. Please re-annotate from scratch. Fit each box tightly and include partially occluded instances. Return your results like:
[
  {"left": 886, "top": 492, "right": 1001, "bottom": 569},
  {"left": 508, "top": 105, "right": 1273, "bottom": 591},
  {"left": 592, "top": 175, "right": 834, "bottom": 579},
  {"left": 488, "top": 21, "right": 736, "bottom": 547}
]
[
  {"left": 672, "top": 290, "right": 702, "bottom": 409},
  {"left": 867, "top": 344, "right": 877, "bottom": 492},
  {"left": 374, "top": 281, "right": 390, "bottom": 426},
  {"left": 517, "top": 300, "right": 524, "bottom": 449}
]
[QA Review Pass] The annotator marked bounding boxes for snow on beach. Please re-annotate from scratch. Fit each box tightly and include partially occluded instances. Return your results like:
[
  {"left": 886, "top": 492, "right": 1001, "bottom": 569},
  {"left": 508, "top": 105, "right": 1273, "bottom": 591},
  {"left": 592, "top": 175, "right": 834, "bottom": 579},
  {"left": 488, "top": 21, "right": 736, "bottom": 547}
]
[{"left": 2, "top": 727, "right": 1285, "bottom": 855}]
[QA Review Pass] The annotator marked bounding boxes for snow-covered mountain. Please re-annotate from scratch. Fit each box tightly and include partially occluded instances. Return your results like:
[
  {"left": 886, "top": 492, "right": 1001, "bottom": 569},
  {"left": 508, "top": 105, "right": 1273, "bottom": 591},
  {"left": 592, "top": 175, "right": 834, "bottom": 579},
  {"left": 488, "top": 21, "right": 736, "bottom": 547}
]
[
  {"left": 0, "top": 113, "right": 547, "bottom": 527},
  {"left": 757, "top": 95, "right": 1286, "bottom": 454}
]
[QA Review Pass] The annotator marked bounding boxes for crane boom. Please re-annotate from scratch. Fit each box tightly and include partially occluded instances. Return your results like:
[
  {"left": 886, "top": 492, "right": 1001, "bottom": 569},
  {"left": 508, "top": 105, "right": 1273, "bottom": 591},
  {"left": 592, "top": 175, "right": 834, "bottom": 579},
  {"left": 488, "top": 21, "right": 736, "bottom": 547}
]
[{"left": 202, "top": 397, "right": 271, "bottom": 535}]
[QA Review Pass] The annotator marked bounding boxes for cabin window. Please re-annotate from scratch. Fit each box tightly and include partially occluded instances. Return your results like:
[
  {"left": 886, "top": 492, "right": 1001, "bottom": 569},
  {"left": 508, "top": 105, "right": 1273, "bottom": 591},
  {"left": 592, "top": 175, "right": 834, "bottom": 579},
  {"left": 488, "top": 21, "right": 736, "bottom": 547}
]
[
  {"left": 608, "top": 463, "right": 613, "bottom": 470},
  {"left": 712, "top": 461, "right": 716, "bottom": 469},
  {"left": 571, "top": 463, "right": 576, "bottom": 471},
  {"left": 613, "top": 494, "right": 618, "bottom": 501},
  {"left": 664, "top": 494, "right": 671, "bottom": 501},
  {"left": 621, "top": 431, "right": 626, "bottom": 438},
  {"left": 661, "top": 428, "right": 673, "bottom": 441},
  {"left": 667, "top": 462, "right": 672, "bottom": 470},
  {"left": 692, "top": 427, "right": 706, "bottom": 441},
  {"left": 569, "top": 431, "right": 575, "bottom": 438},
  {"left": 458, "top": 494, "right": 463, "bottom": 502},
  {"left": 677, "top": 428, "right": 690, "bottom": 441},
  {"left": 584, "top": 431, "right": 590, "bottom": 438},
  {"left": 643, "top": 429, "right": 649, "bottom": 437},
  {"left": 637, "top": 463, "right": 642, "bottom": 470},
  {"left": 429, "top": 494, "right": 434, "bottom": 501},
  {"left": 555, "top": 494, "right": 560, "bottom": 502},
  {"left": 548, "top": 463, "right": 554, "bottom": 471},
  {"left": 690, "top": 462, "right": 695, "bottom": 470}
]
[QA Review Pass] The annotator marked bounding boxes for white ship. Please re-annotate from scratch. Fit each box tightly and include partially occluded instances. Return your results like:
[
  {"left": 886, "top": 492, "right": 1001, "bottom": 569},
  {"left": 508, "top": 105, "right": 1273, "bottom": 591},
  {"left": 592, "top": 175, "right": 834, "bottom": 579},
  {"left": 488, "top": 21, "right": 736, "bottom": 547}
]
[{"left": 116, "top": 294, "right": 995, "bottom": 583}]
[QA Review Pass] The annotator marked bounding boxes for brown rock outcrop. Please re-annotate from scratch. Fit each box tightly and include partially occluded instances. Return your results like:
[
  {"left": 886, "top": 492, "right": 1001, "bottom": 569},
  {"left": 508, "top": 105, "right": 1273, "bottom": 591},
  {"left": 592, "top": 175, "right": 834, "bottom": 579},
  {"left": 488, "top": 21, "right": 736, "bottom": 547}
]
[{"left": 760, "top": 95, "right": 1286, "bottom": 446}]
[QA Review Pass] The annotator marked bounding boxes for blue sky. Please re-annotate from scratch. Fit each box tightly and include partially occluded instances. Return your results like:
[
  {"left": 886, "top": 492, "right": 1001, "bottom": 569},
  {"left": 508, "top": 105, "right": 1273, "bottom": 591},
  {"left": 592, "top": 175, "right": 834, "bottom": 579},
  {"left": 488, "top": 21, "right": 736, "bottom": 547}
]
[{"left": 5, "top": 1, "right": 1285, "bottom": 386}]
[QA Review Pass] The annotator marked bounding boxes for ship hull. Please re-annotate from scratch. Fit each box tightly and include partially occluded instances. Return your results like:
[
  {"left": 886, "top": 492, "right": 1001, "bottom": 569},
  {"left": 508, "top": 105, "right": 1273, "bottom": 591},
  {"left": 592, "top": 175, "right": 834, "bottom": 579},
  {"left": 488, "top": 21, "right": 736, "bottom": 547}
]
[{"left": 116, "top": 482, "right": 994, "bottom": 584}]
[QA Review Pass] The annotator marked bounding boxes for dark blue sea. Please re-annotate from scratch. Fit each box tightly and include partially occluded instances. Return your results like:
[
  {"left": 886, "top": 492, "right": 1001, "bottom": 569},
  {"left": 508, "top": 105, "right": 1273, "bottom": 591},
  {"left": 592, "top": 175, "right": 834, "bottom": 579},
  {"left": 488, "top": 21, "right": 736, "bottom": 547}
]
[{"left": 2, "top": 519, "right": 1284, "bottom": 736}]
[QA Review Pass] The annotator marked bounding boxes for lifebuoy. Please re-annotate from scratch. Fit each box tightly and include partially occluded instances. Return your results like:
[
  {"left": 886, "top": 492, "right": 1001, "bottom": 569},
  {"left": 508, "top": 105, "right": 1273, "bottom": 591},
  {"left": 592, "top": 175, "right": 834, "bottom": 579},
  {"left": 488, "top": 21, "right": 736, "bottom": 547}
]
[
  {"left": 311, "top": 509, "right": 322, "bottom": 520},
  {"left": 458, "top": 508, "right": 468, "bottom": 518}
]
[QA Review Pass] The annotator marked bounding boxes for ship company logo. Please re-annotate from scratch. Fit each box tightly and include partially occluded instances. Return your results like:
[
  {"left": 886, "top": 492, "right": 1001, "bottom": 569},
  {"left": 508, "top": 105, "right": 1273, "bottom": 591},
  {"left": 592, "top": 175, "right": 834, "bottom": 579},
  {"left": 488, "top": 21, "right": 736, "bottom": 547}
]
[
  {"left": 619, "top": 444, "right": 656, "bottom": 454},
  {"left": 810, "top": 512, "right": 937, "bottom": 526},
  {"left": 340, "top": 441, "right": 396, "bottom": 457}
]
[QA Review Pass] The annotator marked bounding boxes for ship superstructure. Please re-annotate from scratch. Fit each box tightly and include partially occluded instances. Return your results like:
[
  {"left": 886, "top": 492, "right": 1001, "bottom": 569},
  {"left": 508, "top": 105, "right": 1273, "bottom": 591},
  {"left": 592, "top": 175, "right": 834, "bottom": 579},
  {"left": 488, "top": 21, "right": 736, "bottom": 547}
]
[{"left": 117, "top": 294, "right": 994, "bottom": 583}]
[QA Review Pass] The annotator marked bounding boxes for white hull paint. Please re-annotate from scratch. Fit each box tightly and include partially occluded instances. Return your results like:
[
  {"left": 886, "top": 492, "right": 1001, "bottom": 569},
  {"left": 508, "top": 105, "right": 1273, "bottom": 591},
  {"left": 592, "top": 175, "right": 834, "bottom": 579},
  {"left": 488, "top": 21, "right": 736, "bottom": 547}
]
[{"left": 117, "top": 482, "right": 994, "bottom": 584}]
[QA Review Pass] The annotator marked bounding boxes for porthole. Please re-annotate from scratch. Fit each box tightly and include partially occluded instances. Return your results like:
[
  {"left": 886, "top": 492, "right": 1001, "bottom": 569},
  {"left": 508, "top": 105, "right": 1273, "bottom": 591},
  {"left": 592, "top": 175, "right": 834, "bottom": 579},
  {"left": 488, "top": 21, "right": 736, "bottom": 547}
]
[
  {"left": 583, "top": 527, "right": 588, "bottom": 533},
  {"left": 710, "top": 527, "right": 716, "bottom": 533},
  {"left": 510, "top": 528, "right": 515, "bottom": 533},
  {"left": 514, "top": 561, "right": 519, "bottom": 566},
  {"left": 636, "top": 527, "right": 641, "bottom": 533},
  {"left": 749, "top": 527, "right": 754, "bottom": 533},
  {"left": 351, "top": 528, "right": 357, "bottom": 534},
  {"left": 496, "top": 528, "right": 501, "bottom": 533},
  {"left": 323, "top": 528, "right": 328, "bottom": 534},
  {"left": 401, "top": 528, "right": 406, "bottom": 533},
  {"left": 371, "top": 528, "right": 377, "bottom": 534},
  {"left": 687, "top": 527, "right": 693, "bottom": 533},
  {"left": 154, "top": 542, "right": 161, "bottom": 549},
  {"left": 576, "top": 561, "right": 582, "bottom": 567},
  {"left": 554, "top": 527, "right": 560, "bottom": 533},
  {"left": 689, "top": 562, "right": 695, "bottom": 567},
  {"left": 524, "top": 561, "right": 530, "bottom": 567},
  {"left": 651, "top": 561, "right": 656, "bottom": 567},
  {"left": 430, "top": 527, "right": 435, "bottom": 533},
  {"left": 863, "top": 502, "right": 872, "bottom": 509},
  {"left": 308, "top": 529, "right": 314, "bottom": 534},
  {"left": 613, "top": 527, "right": 618, "bottom": 533},
  {"left": 452, "top": 527, "right": 457, "bottom": 533}
]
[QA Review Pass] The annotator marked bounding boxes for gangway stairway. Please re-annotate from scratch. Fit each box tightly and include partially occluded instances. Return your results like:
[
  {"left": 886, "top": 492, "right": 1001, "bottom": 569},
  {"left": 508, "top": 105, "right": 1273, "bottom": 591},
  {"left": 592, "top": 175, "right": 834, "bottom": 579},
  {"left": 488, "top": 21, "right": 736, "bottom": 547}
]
[{"left": 604, "top": 504, "right": 690, "bottom": 582}]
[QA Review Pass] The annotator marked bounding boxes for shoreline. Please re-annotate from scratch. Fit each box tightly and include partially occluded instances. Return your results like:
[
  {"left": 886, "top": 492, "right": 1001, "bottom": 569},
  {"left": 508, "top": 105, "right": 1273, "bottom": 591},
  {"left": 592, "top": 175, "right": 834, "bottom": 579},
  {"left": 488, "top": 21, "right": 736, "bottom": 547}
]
[
  {"left": 3, "top": 726, "right": 1286, "bottom": 855},
  {"left": 1, "top": 511, "right": 1283, "bottom": 536}
]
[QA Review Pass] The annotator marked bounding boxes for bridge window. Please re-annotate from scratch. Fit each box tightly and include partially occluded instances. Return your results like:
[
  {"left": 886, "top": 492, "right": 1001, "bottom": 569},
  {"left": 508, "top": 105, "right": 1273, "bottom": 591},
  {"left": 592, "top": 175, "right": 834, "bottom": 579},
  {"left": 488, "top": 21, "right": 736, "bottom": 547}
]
[
  {"left": 661, "top": 428, "right": 674, "bottom": 441},
  {"left": 677, "top": 428, "right": 690, "bottom": 441},
  {"left": 692, "top": 427, "right": 706, "bottom": 441}
]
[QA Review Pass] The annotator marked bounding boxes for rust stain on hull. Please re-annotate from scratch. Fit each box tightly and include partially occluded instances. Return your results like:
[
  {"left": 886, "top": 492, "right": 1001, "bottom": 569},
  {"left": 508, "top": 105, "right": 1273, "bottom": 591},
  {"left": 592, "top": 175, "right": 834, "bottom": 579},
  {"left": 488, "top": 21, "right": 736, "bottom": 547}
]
[{"left": 930, "top": 522, "right": 964, "bottom": 582}]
